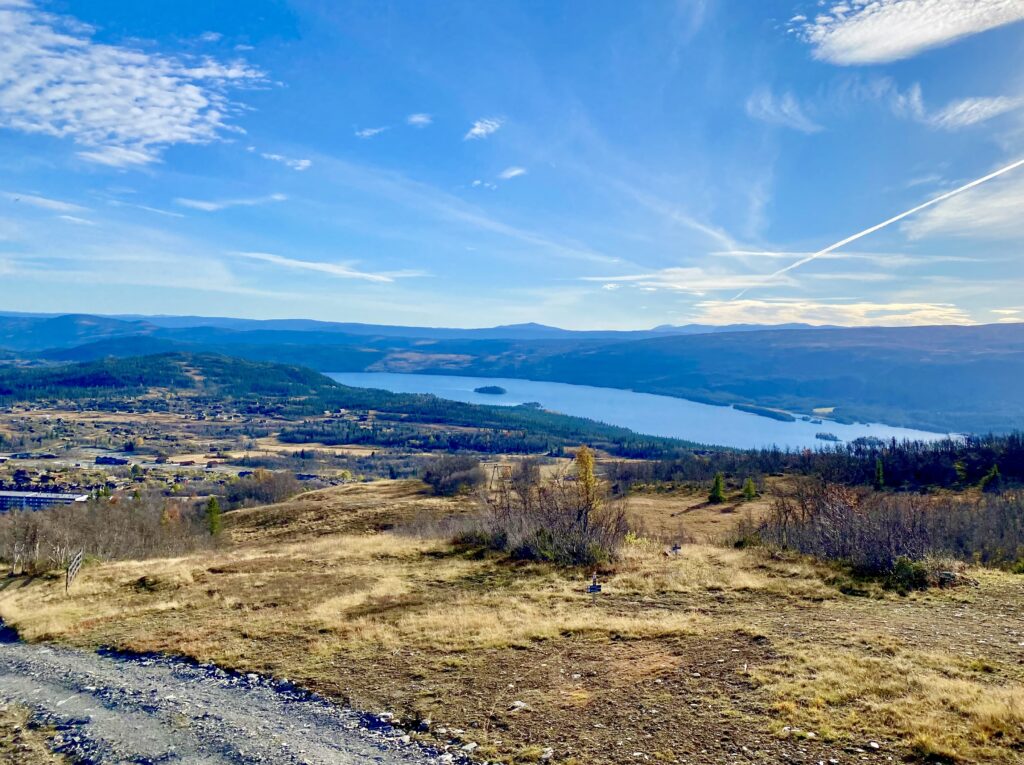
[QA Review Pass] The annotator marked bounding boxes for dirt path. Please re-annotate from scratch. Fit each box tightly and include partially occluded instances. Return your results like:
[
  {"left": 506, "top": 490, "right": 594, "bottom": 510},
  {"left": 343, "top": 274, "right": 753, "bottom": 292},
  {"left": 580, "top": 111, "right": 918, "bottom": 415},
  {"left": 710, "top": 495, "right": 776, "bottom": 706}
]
[{"left": 0, "top": 630, "right": 455, "bottom": 765}]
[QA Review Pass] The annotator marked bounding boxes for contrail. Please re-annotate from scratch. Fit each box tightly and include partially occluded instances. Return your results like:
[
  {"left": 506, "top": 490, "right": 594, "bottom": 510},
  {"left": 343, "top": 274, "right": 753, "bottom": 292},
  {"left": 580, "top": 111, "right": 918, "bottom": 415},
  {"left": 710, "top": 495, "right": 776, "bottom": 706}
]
[{"left": 733, "top": 157, "right": 1024, "bottom": 299}]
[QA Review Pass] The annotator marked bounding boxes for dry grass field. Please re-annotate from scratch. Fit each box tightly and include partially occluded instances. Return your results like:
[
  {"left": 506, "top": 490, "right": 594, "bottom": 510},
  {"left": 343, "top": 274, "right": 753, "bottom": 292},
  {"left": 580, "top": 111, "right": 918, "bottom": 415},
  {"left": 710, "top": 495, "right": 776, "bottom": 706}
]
[{"left": 1, "top": 480, "right": 1022, "bottom": 764}]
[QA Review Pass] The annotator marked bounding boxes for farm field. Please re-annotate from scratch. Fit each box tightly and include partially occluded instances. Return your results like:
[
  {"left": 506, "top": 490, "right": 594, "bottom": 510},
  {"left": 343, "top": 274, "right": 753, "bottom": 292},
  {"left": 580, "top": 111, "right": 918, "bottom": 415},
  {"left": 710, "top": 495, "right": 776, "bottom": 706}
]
[{"left": 1, "top": 480, "right": 1021, "bottom": 764}]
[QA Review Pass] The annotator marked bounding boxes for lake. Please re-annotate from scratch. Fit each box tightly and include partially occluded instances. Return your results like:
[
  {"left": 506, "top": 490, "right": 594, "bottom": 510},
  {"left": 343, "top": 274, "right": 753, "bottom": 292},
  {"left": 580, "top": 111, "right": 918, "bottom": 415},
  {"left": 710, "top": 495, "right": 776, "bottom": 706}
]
[{"left": 326, "top": 372, "right": 948, "bottom": 450}]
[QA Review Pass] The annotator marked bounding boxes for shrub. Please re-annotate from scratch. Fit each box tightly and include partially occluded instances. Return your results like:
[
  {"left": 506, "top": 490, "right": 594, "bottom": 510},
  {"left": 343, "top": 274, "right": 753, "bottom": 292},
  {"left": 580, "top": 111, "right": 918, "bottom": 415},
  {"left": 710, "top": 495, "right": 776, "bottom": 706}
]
[
  {"left": 225, "top": 469, "right": 302, "bottom": 508},
  {"left": 0, "top": 492, "right": 214, "bottom": 575},
  {"left": 456, "top": 448, "right": 629, "bottom": 566},
  {"left": 754, "top": 480, "right": 1024, "bottom": 578},
  {"left": 421, "top": 455, "right": 485, "bottom": 496}
]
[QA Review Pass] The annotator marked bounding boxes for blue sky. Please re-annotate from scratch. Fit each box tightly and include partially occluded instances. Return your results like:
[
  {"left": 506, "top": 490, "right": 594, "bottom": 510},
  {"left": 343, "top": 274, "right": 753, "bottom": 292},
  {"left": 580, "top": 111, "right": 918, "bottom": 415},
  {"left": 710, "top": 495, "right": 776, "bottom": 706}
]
[{"left": 1, "top": 0, "right": 1023, "bottom": 329}]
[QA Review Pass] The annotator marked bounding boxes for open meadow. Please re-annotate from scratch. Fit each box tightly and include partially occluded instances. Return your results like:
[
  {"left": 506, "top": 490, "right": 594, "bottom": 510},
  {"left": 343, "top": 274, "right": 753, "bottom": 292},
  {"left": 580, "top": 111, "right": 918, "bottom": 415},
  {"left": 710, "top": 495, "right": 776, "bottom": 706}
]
[{"left": 1, "top": 480, "right": 1021, "bottom": 764}]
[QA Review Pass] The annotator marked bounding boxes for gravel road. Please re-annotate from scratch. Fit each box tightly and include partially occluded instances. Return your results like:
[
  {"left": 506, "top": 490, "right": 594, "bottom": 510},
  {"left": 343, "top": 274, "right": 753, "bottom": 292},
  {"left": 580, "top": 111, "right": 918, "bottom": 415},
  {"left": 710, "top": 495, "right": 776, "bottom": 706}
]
[{"left": 0, "top": 628, "right": 458, "bottom": 764}]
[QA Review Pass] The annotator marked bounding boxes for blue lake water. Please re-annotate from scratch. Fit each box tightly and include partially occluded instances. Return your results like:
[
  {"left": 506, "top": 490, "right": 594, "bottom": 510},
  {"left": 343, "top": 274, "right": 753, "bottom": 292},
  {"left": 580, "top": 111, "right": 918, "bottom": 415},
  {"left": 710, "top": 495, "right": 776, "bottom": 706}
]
[{"left": 327, "top": 372, "right": 948, "bottom": 450}]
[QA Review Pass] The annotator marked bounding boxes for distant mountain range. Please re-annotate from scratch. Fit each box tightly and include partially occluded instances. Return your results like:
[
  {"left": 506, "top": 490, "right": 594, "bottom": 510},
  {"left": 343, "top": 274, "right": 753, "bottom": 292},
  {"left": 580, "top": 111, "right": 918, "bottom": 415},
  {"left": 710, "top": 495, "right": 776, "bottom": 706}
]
[
  {"left": 0, "top": 311, "right": 824, "bottom": 343},
  {"left": 1, "top": 312, "right": 1021, "bottom": 434}
]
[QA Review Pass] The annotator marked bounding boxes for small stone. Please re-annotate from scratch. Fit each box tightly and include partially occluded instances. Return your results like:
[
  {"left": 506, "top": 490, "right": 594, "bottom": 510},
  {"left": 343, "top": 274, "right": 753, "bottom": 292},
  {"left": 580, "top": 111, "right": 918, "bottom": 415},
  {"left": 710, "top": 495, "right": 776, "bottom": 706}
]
[
  {"left": 540, "top": 748, "right": 555, "bottom": 761},
  {"left": 508, "top": 700, "right": 531, "bottom": 712},
  {"left": 461, "top": 742, "right": 478, "bottom": 752},
  {"left": 868, "top": 741, "right": 881, "bottom": 750}
]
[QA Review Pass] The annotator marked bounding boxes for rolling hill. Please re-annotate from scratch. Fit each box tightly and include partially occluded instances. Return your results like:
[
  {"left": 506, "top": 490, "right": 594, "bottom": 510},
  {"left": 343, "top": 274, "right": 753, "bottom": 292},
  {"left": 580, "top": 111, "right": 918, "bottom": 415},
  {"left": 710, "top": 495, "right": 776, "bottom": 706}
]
[{"left": 1, "top": 313, "right": 1022, "bottom": 433}]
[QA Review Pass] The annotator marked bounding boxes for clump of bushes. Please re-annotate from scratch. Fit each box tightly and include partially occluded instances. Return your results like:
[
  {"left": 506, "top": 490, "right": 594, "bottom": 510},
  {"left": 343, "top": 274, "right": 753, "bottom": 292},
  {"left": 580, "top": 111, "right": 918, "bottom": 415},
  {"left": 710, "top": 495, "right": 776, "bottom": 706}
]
[
  {"left": 421, "top": 455, "right": 485, "bottom": 496},
  {"left": 744, "top": 480, "right": 1024, "bottom": 582},
  {"left": 454, "top": 447, "right": 629, "bottom": 566},
  {"left": 224, "top": 468, "right": 302, "bottom": 508},
  {"left": 0, "top": 491, "right": 215, "bottom": 575}
]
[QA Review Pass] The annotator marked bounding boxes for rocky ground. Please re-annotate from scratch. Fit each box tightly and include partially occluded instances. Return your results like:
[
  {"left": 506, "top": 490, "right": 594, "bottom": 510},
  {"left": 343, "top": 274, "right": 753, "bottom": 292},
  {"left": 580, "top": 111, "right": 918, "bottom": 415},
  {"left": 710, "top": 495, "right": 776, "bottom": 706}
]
[{"left": 0, "top": 629, "right": 469, "bottom": 764}]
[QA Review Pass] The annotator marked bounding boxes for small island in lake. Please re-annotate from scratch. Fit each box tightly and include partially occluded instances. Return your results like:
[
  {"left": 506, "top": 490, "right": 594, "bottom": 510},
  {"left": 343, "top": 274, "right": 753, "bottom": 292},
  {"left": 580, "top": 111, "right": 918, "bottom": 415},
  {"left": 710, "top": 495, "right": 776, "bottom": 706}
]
[{"left": 474, "top": 385, "right": 507, "bottom": 395}]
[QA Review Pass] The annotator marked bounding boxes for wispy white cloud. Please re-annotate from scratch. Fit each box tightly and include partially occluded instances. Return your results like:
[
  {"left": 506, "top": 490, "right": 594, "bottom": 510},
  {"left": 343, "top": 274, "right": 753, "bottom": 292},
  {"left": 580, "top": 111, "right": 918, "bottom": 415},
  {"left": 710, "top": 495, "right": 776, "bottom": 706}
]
[
  {"left": 232, "top": 251, "right": 402, "bottom": 282},
  {"left": 355, "top": 126, "right": 389, "bottom": 139},
  {"left": 175, "top": 193, "right": 287, "bottom": 212},
  {"left": 199, "top": 31, "right": 222, "bottom": 43},
  {"left": 711, "top": 249, "right": 978, "bottom": 267},
  {"left": 735, "top": 157, "right": 1024, "bottom": 297},
  {"left": 260, "top": 152, "right": 312, "bottom": 171},
  {"left": 905, "top": 171, "right": 1024, "bottom": 240},
  {"left": 691, "top": 298, "right": 972, "bottom": 326},
  {"left": 464, "top": 117, "right": 503, "bottom": 140},
  {"left": 889, "top": 82, "right": 1024, "bottom": 129},
  {"left": 471, "top": 179, "right": 497, "bottom": 190},
  {"left": 1, "top": 191, "right": 86, "bottom": 212},
  {"left": 582, "top": 267, "right": 796, "bottom": 296},
  {"left": 795, "top": 0, "right": 1024, "bottom": 65},
  {"left": 57, "top": 214, "right": 94, "bottom": 226},
  {"left": 406, "top": 113, "right": 432, "bottom": 127},
  {"left": 106, "top": 200, "right": 185, "bottom": 218},
  {"left": 929, "top": 95, "right": 1024, "bottom": 129},
  {"left": 498, "top": 166, "right": 527, "bottom": 180},
  {"left": 745, "top": 88, "right": 823, "bottom": 133},
  {"left": 0, "top": 1, "right": 265, "bottom": 167}
]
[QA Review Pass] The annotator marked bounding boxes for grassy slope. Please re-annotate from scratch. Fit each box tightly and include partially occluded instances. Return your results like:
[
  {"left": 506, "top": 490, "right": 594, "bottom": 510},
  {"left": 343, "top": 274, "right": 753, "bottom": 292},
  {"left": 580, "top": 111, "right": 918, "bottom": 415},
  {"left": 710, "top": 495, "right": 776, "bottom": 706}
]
[{"left": 1, "top": 481, "right": 1021, "bottom": 764}]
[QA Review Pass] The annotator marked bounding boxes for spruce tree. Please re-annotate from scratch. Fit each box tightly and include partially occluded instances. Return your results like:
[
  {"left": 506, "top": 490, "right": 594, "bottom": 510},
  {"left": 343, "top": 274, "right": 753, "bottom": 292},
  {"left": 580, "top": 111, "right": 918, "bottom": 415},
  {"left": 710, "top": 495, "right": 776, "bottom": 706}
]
[
  {"left": 873, "top": 457, "right": 885, "bottom": 490},
  {"left": 709, "top": 472, "right": 726, "bottom": 504},
  {"left": 742, "top": 477, "right": 757, "bottom": 501},
  {"left": 206, "top": 496, "right": 222, "bottom": 536}
]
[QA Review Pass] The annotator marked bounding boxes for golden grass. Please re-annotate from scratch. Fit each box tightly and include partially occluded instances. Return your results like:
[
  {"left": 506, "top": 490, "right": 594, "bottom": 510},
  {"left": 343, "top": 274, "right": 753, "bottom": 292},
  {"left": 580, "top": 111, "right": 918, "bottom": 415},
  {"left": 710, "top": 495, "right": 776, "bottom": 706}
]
[
  {"left": 2, "top": 479, "right": 1023, "bottom": 764},
  {"left": 755, "top": 634, "right": 1024, "bottom": 762}
]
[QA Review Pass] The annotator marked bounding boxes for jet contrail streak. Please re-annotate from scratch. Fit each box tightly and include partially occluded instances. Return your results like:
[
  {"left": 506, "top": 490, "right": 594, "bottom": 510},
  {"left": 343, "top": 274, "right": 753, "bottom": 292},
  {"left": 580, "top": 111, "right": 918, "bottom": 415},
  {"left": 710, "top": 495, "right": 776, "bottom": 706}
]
[{"left": 733, "top": 157, "right": 1024, "bottom": 299}]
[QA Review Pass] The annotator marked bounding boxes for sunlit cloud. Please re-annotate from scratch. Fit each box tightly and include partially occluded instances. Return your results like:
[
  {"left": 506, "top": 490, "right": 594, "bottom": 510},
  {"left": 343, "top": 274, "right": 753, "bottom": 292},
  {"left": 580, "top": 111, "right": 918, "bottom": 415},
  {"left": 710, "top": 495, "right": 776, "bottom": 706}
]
[
  {"left": 406, "top": 113, "right": 432, "bottom": 127},
  {"left": 355, "top": 126, "right": 389, "bottom": 138},
  {"left": 464, "top": 117, "right": 503, "bottom": 140},
  {"left": 0, "top": 1, "right": 264, "bottom": 167},
  {"left": 498, "top": 166, "right": 527, "bottom": 179},
  {"left": 795, "top": 0, "right": 1024, "bottom": 65},
  {"left": 691, "top": 298, "right": 973, "bottom": 326}
]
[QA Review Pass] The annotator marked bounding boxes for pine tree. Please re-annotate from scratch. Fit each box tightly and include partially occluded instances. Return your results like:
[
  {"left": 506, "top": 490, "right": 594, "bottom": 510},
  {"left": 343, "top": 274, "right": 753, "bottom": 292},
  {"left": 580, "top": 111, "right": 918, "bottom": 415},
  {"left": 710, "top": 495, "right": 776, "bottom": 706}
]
[
  {"left": 873, "top": 457, "right": 885, "bottom": 490},
  {"left": 206, "top": 496, "right": 222, "bottom": 536},
  {"left": 709, "top": 472, "right": 726, "bottom": 504},
  {"left": 742, "top": 477, "right": 757, "bottom": 501}
]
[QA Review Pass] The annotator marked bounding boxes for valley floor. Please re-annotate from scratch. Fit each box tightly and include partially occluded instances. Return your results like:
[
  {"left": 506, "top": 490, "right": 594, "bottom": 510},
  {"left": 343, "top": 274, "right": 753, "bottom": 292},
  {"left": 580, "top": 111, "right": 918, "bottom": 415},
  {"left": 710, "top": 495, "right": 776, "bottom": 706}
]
[{"left": 1, "top": 481, "right": 1022, "bottom": 764}]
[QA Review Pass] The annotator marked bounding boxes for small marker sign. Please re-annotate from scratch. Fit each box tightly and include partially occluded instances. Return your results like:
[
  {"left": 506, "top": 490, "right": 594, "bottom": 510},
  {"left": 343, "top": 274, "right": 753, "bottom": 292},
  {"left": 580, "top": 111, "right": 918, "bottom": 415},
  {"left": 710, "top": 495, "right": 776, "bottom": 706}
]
[{"left": 587, "top": 573, "right": 602, "bottom": 603}]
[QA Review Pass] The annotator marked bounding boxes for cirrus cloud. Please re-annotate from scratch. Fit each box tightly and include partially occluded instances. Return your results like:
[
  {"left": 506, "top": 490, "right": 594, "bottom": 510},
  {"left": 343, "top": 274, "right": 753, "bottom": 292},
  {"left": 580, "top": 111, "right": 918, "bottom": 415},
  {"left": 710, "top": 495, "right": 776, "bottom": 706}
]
[
  {"left": 796, "top": 0, "right": 1024, "bottom": 65},
  {"left": 0, "top": 0, "right": 265, "bottom": 167}
]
